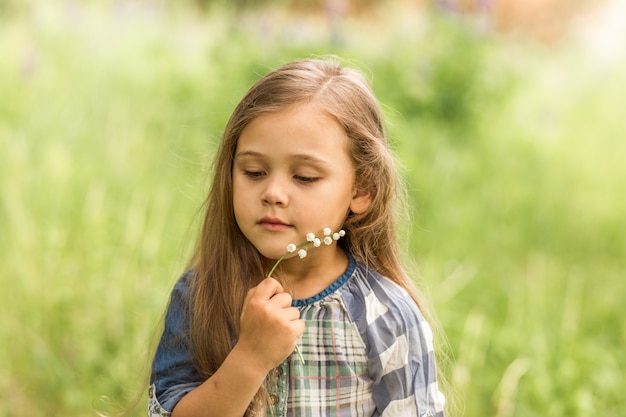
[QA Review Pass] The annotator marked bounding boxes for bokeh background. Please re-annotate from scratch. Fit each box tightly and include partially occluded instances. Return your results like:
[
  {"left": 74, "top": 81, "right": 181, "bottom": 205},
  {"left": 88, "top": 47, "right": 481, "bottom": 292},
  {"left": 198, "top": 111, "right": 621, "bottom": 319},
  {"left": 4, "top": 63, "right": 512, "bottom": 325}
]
[{"left": 1, "top": 0, "right": 624, "bottom": 416}]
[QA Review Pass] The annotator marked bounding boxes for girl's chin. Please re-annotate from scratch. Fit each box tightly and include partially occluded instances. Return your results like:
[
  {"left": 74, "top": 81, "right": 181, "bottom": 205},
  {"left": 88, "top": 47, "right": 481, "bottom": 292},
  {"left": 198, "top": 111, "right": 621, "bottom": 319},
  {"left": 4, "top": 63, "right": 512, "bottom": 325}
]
[{"left": 257, "top": 246, "right": 293, "bottom": 262}]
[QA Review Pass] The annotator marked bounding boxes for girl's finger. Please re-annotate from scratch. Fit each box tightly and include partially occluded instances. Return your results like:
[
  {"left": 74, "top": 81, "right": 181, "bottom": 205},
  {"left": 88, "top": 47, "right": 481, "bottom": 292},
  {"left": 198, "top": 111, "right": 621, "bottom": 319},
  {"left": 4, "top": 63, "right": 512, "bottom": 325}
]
[
  {"left": 285, "top": 307, "right": 302, "bottom": 321},
  {"left": 269, "top": 292, "right": 292, "bottom": 308},
  {"left": 249, "top": 277, "right": 284, "bottom": 300}
]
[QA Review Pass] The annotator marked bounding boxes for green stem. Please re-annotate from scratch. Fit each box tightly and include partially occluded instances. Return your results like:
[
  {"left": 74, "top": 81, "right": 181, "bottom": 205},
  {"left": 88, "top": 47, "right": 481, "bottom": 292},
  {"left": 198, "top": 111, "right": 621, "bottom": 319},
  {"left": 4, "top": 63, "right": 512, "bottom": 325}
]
[
  {"left": 266, "top": 241, "right": 310, "bottom": 278},
  {"left": 294, "top": 344, "right": 305, "bottom": 364},
  {"left": 266, "top": 242, "right": 311, "bottom": 365},
  {"left": 266, "top": 252, "right": 289, "bottom": 278}
]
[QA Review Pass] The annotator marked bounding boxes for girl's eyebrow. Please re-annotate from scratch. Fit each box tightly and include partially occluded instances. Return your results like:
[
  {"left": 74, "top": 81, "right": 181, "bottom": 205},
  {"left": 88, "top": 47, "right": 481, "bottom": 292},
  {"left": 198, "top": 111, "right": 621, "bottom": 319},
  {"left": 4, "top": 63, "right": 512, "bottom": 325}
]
[
  {"left": 235, "top": 151, "right": 330, "bottom": 165},
  {"left": 234, "top": 150, "right": 263, "bottom": 159},
  {"left": 291, "top": 154, "right": 331, "bottom": 165}
]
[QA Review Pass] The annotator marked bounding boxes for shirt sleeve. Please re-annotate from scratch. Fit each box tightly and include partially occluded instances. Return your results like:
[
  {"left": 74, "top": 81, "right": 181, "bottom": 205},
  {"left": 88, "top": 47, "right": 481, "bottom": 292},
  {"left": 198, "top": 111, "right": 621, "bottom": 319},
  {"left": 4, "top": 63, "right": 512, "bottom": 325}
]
[
  {"left": 149, "top": 274, "right": 203, "bottom": 416},
  {"left": 362, "top": 274, "right": 446, "bottom": 417}
]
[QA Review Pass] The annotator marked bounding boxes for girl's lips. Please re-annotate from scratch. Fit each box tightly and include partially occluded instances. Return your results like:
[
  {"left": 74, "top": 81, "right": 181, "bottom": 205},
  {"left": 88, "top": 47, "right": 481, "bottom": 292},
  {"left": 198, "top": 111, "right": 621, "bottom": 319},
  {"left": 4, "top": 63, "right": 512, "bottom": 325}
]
[{"left": 258, "top": 217, "right": 292, "bottom": 231}]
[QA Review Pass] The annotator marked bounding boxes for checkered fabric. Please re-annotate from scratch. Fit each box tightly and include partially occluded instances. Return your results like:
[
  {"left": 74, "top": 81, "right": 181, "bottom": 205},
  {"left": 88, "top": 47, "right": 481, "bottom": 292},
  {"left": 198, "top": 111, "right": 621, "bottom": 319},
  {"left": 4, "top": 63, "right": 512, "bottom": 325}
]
[{"left": 149, "top": 255, "right": 446, "bottom": 417}]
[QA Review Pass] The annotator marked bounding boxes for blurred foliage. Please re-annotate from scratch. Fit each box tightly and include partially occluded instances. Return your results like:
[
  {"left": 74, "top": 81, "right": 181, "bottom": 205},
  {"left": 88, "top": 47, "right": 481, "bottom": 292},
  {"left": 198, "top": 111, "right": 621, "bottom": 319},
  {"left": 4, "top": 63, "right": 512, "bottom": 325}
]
[
  {"left": 0, "top": 2, "right": 624, "bottom": 417},
  {"left": 371, "top": 18, "right": 506, "bottom": 135},
  {"left": 190, "top": 0, "right": 381, "bottom": 13}
]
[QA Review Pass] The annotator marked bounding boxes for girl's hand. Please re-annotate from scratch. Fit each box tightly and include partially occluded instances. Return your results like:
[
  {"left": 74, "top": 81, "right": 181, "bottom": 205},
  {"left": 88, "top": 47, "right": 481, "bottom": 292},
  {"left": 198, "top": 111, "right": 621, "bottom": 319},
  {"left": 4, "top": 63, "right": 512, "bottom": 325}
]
[{"left": 237, "top": 277, "right": 305, "bottom": 373}]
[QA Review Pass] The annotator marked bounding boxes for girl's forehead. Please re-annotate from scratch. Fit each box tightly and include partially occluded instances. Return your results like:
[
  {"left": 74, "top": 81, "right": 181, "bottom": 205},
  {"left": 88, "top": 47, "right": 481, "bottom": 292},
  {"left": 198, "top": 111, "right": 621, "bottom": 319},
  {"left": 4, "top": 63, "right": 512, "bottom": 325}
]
[
  {"left": 235, "top": 105, "right": 352, "bottom": 164},
  {"left": 241, "top": 105, "right": 346, "bottom": 141}
]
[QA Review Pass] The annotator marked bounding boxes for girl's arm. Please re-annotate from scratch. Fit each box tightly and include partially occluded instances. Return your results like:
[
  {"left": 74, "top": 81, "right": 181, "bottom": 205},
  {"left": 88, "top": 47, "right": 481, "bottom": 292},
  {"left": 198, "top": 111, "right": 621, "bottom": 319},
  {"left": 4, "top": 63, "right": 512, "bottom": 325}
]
[
  {"left": 170, "top": 345, "right": 267, "bottom": 417},
  {"left": 170, "top": 277, "right": 304, "bottom": 417}
]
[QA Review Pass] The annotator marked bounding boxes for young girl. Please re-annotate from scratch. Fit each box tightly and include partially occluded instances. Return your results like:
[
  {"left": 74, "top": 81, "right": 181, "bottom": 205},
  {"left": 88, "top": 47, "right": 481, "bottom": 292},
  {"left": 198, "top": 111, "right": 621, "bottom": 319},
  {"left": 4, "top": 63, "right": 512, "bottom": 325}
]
[{"left": 149, "top": 58, "right": 446, "bottom": 417}]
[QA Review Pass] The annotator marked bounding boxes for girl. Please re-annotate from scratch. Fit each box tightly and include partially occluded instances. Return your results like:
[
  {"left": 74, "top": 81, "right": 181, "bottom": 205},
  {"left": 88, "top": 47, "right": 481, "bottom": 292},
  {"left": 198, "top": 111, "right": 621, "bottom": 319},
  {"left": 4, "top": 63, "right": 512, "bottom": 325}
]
[{"left": 149, "top": 58, "right": 446, "bottom": 417}]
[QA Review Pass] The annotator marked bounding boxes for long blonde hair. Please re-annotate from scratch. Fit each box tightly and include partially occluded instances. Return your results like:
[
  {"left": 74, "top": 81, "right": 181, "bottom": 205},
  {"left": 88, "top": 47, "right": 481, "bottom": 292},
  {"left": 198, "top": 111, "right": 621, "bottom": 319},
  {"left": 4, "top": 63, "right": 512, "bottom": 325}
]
[{"left": 186, "top": 57, "right": 436, "bottom": 414}]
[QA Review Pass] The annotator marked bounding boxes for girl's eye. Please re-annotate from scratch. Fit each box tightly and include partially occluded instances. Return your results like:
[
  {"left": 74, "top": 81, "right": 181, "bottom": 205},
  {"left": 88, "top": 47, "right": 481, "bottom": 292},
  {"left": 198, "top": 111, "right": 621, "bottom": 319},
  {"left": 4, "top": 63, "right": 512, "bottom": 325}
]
[
  {"left": 294, "top": 175, "right": 319, "bottom": 184},
  {"left": 243, "top": 170, "right": 265, "bottom": 179}
]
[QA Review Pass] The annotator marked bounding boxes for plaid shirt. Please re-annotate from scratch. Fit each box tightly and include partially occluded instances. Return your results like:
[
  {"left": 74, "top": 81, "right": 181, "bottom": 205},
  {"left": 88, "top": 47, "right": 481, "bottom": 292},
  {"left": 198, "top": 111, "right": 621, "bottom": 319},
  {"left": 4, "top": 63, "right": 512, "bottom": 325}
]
[{"left": 149, "top": 255, "right": 446, "bottom": 417}]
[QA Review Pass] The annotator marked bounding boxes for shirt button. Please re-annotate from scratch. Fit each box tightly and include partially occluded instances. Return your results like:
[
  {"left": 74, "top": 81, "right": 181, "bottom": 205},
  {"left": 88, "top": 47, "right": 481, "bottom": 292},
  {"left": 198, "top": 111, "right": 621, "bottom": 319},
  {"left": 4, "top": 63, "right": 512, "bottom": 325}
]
[{"left": 269, "top": 394, "right": 279, "bottom": 405}]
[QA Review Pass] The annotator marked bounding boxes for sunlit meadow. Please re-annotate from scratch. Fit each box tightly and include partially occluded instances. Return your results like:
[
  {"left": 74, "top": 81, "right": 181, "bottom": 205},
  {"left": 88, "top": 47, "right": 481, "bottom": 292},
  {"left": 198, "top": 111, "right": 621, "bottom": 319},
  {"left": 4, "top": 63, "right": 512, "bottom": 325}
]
[{"left": 1, "top": 2, "right": 624, "bottom": 416}]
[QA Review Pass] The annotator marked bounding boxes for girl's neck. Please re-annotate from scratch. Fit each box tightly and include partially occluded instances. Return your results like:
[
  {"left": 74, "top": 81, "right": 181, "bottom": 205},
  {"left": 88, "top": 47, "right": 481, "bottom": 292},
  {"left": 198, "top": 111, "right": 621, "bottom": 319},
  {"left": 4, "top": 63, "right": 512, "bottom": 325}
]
[{"left": 278, "top": 248, "right": 349, "bottom": 301}]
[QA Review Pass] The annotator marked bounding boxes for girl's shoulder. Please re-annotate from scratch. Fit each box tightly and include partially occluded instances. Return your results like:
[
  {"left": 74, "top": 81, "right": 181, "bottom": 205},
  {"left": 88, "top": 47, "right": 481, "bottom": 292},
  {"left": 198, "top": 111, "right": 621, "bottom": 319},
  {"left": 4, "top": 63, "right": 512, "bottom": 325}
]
[
  {"left": 345, "top": 262, "right": 418, "bottom": 307},
  {"left": 161, "top": 270, "right": 195, "bottom": 328},
  {"left": 342, "top": 261, "right": 435, "bottom": 361},
  {"left": 169, "top": 270, "right": 194, "bottom": 299},
  {"left": 341, "top": 261, "right": 425, "bottom": 328}
]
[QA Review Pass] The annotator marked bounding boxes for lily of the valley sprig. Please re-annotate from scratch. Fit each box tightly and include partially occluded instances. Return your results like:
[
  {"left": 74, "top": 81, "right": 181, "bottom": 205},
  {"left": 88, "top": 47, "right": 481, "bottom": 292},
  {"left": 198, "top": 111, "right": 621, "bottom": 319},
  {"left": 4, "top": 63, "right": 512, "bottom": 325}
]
[
  {"left": 267, "top": 227, "right": 346, "bottom": 278},
  {"left": 266, "top": 227, "right": 346, "bottom": 364}
]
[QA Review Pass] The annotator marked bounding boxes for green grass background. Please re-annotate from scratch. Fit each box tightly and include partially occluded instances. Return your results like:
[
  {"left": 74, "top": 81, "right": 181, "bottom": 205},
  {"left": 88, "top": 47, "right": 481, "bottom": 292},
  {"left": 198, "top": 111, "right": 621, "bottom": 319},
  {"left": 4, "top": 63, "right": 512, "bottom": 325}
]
[{"left": 1, "top": 3, "right": 624, "bottom": 416}]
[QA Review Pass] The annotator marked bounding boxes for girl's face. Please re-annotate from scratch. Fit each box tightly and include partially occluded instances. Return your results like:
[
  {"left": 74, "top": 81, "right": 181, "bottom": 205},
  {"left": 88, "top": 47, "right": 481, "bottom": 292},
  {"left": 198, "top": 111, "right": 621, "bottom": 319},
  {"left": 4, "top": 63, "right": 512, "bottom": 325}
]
[{"left": 232, "top": 104, "right": 370, "bottom": 261}]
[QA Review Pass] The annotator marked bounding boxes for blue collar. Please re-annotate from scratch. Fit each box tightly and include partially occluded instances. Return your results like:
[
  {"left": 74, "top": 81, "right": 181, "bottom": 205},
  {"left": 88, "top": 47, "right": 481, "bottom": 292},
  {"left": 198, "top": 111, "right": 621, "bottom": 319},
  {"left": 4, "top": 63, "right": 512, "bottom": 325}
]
[{"left": 291, "top": 253, "right": 356, "bottom": 307}]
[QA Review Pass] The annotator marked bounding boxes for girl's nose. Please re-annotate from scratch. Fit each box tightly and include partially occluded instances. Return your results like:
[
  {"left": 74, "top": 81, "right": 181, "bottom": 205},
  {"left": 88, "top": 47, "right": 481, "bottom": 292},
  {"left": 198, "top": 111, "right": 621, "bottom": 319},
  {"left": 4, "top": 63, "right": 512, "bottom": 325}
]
[{"left": 262, "top": 176, "right": 289, "bottom": 207}]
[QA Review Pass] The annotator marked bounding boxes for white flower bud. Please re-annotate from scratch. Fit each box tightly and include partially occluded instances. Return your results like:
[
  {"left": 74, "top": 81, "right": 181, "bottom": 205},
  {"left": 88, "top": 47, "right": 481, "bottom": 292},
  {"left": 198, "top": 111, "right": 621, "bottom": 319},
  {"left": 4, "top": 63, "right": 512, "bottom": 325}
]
[
  {"left": 333, "top": 233, "right": 340, "bottom": 241},
  {"left": 313, "top": 238, "right": 321, "bottom": 247},
  {"left": 323, "top": 227, "right": 332, "bottom": 236},
  {"left": 298, "top": 249, "right": 307, "bottom": 258},
  {"left": 306, "top": 233, "right": 316, "bottom": 242},
  {"left": 287, "top": 243, "right": 297, "bottom": 253},
  {"left": 323, "top": 236, "right": 333, "bottom": 245}
]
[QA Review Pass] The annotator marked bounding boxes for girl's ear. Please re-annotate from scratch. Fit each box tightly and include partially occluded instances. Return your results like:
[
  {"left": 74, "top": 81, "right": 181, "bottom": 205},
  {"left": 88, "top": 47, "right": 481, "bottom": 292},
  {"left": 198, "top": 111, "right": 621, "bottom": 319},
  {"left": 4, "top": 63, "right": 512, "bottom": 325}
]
[{"left": 350, "top": 188, "right": 372, "bottom": 214}]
